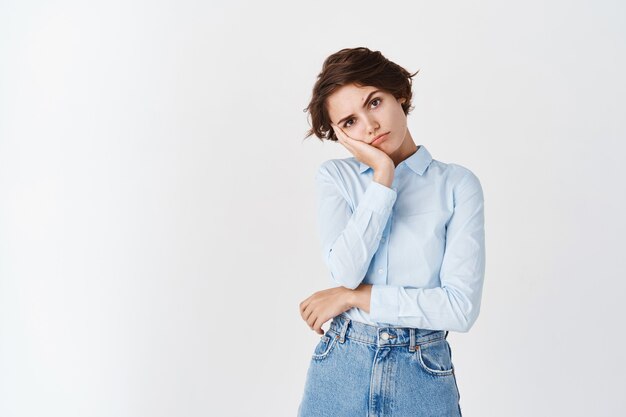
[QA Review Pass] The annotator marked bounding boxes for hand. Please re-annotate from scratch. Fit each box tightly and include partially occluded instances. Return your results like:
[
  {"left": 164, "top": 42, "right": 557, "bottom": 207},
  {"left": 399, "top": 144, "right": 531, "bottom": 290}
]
[
  {"left": 299, "top": 287, "right": 353, "bottom": 335},
  {"left": 331, "top": 123, "right": 394, "bottom": 173}
]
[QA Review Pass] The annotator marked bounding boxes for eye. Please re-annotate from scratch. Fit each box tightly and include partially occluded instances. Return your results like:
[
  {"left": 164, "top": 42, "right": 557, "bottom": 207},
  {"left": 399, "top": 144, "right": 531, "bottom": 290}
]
[{"left": 342, "top": 97, "right": 382, "bottom": 128}]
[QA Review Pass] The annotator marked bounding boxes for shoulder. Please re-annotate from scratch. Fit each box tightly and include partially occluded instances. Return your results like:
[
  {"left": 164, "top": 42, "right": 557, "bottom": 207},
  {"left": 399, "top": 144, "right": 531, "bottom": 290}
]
[
  {"left": 427, "top": 156, "right": 483, "bottom": 201},
  {"left": 315, "top": 157, "right": 360, "bottom": 182},
  {"left": 447, "top": 162, "right": 482, "bottom": 188},
  {"left": 441, "top": 162, "right": 484, "bottom": 202}
]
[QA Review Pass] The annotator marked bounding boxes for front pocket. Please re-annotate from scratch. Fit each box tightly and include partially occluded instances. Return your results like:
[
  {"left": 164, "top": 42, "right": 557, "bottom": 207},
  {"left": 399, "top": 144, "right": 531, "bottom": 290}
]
[
  {"left": 416, "top": 338, "right": 454, "bottom": 376},
  {"left": 311, "top": 332, "right": 339, "bottom": 361}
]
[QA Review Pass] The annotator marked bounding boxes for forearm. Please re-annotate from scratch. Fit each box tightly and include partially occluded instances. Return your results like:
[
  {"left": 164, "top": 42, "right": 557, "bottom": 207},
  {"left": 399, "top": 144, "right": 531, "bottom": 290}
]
[
  {"left": 322, "top": 185, "right": 396, "bottom": 289},
  {"left": 317, "top": 162, "right": 397, "bottom": 290},
  {"left": 369, "top": 284, "right": 484, "bottom": 332}
]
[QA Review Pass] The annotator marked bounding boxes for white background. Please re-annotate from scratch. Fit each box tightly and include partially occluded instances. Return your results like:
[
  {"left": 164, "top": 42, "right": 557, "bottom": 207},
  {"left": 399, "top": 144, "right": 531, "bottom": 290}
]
[{"left": 1, "top": 1, "right": 625, "bottom": 416}]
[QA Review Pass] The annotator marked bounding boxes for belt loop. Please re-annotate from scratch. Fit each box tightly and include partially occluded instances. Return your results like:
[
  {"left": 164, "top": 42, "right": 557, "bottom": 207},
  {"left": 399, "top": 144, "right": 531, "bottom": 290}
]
[
  {"left": 409, "top": 328, "right": 415, "bottom": 352},
  {"left": 444, "top": 330, "right": 449, "bottom": 339},
  {"left": 339, "top": 316, "right": 350, "bottom": 343}
]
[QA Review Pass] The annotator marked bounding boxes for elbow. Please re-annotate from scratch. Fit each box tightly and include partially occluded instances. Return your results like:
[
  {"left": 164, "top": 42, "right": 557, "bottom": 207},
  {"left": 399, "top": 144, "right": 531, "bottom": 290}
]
[
  {"left": 445, "top": 286, "right": 482, "bottom": 333},
  {"left": 453, "top": 312, "right": 479, "bottom": 333},
  {"left": 325, "top": 250, "right": 365, "bottom": 290},
  {"left": 329, "top": 269, "right": 361, "bottom": 290}
]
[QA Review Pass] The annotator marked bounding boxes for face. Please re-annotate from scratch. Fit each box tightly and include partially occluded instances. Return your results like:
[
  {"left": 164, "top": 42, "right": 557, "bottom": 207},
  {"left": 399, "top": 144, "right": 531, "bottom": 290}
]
[{"left": 326, "top": 83, "right": 409, "bottom": 153}]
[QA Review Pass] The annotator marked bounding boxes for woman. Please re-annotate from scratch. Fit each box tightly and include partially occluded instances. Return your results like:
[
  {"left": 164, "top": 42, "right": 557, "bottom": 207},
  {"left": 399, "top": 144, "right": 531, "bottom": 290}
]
[{"left": 297, "top": 47, "right": 485, "bottom": 417}]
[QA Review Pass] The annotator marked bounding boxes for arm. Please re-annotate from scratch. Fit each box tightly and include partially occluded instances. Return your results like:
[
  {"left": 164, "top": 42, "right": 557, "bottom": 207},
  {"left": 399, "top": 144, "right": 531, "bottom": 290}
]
[
  {"left": 316, "top": 161, "right": 397, "bottom": 290},
  {"left": 367, "top": 171, "right": 486, "bottom": 332}
]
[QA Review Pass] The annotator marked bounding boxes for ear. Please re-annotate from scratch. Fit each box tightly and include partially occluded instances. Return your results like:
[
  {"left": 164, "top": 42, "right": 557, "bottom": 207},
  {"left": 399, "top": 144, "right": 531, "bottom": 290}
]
[{"left": 397, "top": 97, "right": 407, "bottom": 105}]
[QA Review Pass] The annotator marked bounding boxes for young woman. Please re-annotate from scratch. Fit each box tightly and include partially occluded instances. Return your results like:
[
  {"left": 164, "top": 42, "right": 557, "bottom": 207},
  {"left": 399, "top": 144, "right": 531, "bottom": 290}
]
[{"left": 297, "top": 47, "right": 486, "bottom": 417}]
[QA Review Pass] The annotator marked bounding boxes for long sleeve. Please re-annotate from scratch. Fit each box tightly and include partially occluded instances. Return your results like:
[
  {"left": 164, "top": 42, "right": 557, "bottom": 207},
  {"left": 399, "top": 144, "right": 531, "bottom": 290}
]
[
  {"left": 369, "top": 170, "right": 486, "bottom": 332},
  {"left": 316, "top": 161, "right": 397, "bottom": 290}
]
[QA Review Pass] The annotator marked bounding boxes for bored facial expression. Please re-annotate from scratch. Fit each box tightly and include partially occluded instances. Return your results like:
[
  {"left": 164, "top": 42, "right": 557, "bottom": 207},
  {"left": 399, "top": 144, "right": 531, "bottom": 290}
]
[{"left": 326, "top": 83, "right": 407, "bottom": 150}]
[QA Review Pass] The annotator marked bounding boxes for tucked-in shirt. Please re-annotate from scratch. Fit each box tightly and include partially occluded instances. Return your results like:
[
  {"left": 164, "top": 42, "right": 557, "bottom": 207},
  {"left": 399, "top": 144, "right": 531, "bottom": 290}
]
[{"left": 315, "top": 144, "right": 485, "bottom": 332}]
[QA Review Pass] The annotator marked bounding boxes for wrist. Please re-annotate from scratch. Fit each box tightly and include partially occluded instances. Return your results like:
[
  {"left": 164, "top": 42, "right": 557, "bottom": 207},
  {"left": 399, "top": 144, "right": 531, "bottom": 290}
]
[
  {"left": 348, "top": 284, "right": 372, "bottom": 311},
  {"left": 345, "top": 287, "right": 357, "bottom": 309},
  {"left": 373, "top": 165, "right": 395, "bottom": 187}
]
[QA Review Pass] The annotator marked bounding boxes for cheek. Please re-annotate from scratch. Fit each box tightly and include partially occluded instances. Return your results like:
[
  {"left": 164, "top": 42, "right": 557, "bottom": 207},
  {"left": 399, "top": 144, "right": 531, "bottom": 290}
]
[
  {"left": 349, "top": 127, "right": 369, "bottom": 141},
  {"left": 393, "top": 109, "right": 407, "bottom": 124}
]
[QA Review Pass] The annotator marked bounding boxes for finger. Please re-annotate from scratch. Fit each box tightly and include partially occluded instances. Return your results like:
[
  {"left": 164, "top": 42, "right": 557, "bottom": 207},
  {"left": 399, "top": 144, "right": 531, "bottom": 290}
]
[
  {"left": 332, "top": 123, "right": 358, "bottom": 143},
  {"left": 331, "top": 123, "right": 346, "bottom": 141},
  {"left": 332, "top": 126, "right": 351, "bottom": 148},
  {"left": 307, "top": 313, "right": 317, "bottom": 329},
  {"left": 300, "top": 291, "right": 317, "bottom": 310},
  {"left": 299, "top": 299, "right": 309, "bottom": 316},
  {"left": 301, "top": 303, "right": 314, "bottom": 323},
  {"left": 313, "top": 317, "right": 324, "bottom": 335},
  {"left": 306, "top": 305, "right": 320, "bottom": 328},
  {"left": 300, "top": 303, "right": 313, "bottom": 325}
]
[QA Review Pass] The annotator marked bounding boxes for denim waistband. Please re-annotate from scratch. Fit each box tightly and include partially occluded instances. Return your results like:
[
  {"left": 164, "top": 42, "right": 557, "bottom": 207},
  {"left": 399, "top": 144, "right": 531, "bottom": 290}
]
[{"left": 328, "top": 313, "right": 448, "bottom": 351}]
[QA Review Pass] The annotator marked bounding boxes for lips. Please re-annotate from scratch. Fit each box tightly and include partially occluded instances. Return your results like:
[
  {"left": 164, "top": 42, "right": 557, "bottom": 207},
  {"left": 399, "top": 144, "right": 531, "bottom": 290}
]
[{"left": 371, "top": 132, "right": 389, "bottom": 145}]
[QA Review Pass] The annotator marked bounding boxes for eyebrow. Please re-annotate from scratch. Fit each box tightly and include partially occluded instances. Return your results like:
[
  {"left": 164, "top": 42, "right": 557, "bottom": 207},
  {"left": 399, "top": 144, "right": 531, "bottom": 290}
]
[{"left": 335, "top": 90, "right": 382, "bottom": 125}]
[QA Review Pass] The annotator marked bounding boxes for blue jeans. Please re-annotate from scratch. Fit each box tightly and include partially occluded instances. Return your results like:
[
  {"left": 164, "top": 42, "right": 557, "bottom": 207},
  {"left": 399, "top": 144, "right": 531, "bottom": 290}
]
[{"left": 297, "top": 313, "right": 463, "bottom": 417}]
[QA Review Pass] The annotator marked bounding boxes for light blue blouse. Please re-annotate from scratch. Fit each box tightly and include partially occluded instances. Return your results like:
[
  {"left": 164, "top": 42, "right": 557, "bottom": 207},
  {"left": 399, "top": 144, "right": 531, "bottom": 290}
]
[{"left": 315, "top": 144, "right": 486, "bottom": 332}]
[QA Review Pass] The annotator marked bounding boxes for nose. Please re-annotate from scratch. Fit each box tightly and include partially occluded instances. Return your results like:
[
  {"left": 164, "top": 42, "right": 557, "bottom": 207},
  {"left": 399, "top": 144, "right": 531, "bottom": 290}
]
[{"left": 364, "top": 115, "right": 379, "bottom": 137}]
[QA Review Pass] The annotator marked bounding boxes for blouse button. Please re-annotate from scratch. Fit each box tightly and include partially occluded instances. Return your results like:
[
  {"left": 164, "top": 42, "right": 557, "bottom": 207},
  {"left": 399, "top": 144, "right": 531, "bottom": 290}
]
[{"left": 378, "top": 268, "right": 384, "bottom": 274}]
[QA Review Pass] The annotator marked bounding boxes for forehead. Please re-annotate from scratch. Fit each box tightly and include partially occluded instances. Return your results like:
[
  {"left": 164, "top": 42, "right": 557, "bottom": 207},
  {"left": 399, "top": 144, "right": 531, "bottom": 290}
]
[{"left": 326, "top": 84, "right": 383, "bottom": 116}]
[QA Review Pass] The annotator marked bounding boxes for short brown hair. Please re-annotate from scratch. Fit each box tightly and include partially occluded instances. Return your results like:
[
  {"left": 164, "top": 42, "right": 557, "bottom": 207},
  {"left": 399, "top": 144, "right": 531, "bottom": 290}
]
[{"left": 303, "top": 47, "right": 419, "bottom": 142}]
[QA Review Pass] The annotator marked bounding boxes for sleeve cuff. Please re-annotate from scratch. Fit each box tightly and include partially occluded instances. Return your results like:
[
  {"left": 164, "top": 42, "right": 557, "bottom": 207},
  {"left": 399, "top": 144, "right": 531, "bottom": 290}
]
[
  {"left": 359, "top": 180, "right": 397, "bottom": 214},
  {"left": 369, "top": 284, "right": 399, "bottom": 323}
]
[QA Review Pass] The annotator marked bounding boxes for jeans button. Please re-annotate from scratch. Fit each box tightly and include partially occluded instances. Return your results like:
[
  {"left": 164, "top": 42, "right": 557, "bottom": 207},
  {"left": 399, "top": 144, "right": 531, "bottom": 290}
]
[{"left": 380, "top": 332, "right": 389, "bottom": 340}]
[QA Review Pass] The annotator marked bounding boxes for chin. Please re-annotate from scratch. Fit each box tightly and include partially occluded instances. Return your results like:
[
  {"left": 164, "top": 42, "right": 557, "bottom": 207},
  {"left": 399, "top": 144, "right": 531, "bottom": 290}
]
[{"left": 380, "top": 140, "right": 399, "bottom": 153}]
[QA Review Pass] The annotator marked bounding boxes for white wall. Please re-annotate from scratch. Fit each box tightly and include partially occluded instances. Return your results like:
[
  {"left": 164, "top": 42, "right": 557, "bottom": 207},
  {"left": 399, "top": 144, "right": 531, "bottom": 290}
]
[{"left": 1, "top": 1, "right": 625, "bottom": 416}]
